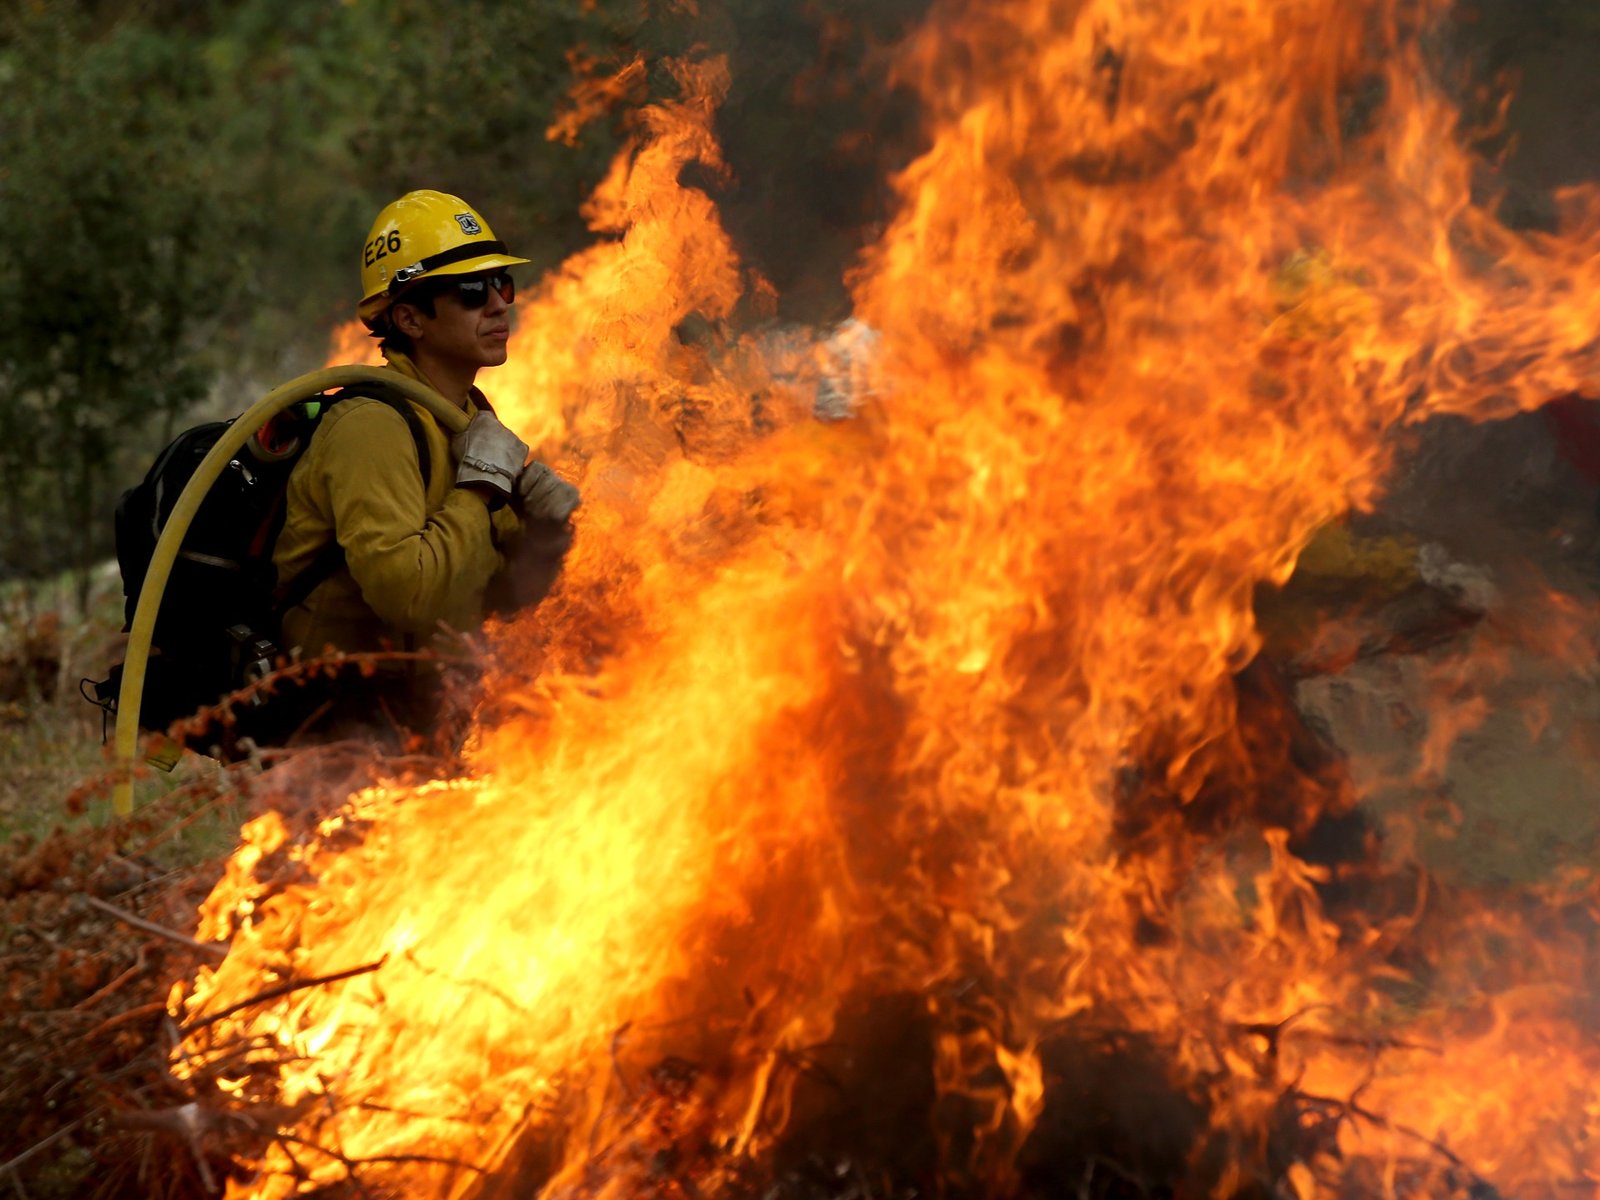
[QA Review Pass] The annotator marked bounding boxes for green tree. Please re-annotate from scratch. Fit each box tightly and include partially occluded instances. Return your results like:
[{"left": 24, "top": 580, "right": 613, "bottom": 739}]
[
  {"left": 0, "top": 0, "right": 640, "bottom": 595},
  {"left": 342, "top": 0, "right": 644, "bottom": 278},
  {"left": 0, "top": 8, "right": 228, "bottom": 594}
]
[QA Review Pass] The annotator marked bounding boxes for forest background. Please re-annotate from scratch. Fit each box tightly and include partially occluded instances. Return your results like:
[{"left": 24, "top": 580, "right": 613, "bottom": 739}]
[
  {"left": 1, "top": 0, "right": 1599, "bottom": 745},
  {"left": 3, "top": 0, "right": 1599, "bottom": 594},
  {"left": 0, "top": 0, "right": 935, "bottom": 595}
]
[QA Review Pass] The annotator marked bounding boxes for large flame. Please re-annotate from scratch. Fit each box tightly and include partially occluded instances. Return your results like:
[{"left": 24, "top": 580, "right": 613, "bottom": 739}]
[{"left": 175, "top": 4, "right": 1600, "bottom": 1197}]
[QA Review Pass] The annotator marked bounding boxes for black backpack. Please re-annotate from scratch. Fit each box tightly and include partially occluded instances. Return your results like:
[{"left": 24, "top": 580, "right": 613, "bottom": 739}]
[{"left": 88, "top": 384, "right": 430, "bottom": 745}]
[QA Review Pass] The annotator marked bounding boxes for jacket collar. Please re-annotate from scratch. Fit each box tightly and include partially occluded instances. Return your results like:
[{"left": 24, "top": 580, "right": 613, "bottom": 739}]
[{"left": 380, "top": 347, "right": 491, "bottom": 414}]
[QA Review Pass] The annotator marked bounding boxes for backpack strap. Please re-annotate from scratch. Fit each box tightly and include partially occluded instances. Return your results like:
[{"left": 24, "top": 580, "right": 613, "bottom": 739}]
[
  {"left": 322, "top": 383, "right": 433, "bottom": 484},
  {"left": 273, "top": 384, "right": 434, "bottom": 619}
]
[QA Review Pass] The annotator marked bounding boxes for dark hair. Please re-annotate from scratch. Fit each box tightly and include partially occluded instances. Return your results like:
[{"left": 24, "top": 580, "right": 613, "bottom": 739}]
[{"left": 374, "top": 284, "right": 442, "bottom": 356}]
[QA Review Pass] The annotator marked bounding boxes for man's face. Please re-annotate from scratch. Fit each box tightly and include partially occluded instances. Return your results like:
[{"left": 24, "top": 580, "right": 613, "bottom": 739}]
[{"left": 395, "top": 270, "right": 514, "bottom": 370}]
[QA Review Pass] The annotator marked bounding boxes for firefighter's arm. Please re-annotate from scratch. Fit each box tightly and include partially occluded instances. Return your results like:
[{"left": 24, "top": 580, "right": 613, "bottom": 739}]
[
  {"left": 486, "top": 516, "right": 574, "bottom": 616},
  {"left": 317, "top": 401, "right": 502, "bottom": 634}
]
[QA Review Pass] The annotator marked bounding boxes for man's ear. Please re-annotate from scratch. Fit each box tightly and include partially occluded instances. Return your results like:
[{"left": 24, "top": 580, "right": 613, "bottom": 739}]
[{"left": 391, "top": 301, "right": 426, "bottom": 339}]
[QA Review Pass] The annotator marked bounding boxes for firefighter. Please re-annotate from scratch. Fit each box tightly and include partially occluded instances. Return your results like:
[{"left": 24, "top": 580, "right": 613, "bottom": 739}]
[{"left": 272, "top": 189, "right": 578, "bottom": 740}]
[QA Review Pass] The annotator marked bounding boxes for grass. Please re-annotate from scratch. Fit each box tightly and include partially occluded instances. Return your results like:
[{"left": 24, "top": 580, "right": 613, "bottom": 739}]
[{"left": 0, "top": 566, "right": 250, "bottom": 867}]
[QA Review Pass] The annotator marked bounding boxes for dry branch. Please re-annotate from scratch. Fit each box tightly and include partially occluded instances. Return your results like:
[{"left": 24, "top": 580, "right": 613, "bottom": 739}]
[
  {"left": 72, "top": 946, "right": 148, "bottom": 1011},
  {"left": 79, "top": 1001, "right": 168, "bottom": 1044},
  {"left": 114, "top": 1104, "right": 222, "bottom": 1193},
  {"left": 1296, "top": 1088, "right": 1503, "bottom": 1196},
  {"left": 83, "top": 895, "right": 227, "bottom": 959},
  {"left": 0, "top": 1119, "right": 84, "bottom": 1181},
  {"left": 179, "top": 956, "right": 387, "bottom": 1037}
]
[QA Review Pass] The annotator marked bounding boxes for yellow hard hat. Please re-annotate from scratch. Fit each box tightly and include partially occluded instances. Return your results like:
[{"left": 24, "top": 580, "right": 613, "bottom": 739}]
[{"left": 357, "top": 190, "right": 531, "bottom": 327}]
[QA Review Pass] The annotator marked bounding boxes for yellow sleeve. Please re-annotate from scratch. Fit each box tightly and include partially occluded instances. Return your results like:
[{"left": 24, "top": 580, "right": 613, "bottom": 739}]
[
  {"left": 312, "top": 400, "right": 502, "bottom": 635},
  {"left": 490, "top": 502, "right": 524, "bottom": 545}
]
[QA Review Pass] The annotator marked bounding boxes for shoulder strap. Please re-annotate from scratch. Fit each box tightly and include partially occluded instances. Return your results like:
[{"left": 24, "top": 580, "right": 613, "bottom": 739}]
[
  {"left": 273, "top": 384, "right": 435, "bottom": 619},
  {"left": 321, "top": 383, "right": 433, "bottom": 482}
]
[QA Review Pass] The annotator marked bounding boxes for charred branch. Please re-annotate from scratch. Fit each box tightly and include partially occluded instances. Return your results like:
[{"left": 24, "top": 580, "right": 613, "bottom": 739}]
[{"left": 178, "top": 957, "right": 388, "bottom": 1038}]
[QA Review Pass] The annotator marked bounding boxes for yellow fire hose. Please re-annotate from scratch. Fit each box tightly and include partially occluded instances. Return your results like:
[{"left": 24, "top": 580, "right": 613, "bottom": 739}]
[{"left": 111, "top": 365, "right": 471, "bottom": 816}]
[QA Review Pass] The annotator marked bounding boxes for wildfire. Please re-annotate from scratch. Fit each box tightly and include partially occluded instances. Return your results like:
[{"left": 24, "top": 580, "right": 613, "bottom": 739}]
[{"left": 174, "top": 2, "right": 1600, "bottom": 1198}]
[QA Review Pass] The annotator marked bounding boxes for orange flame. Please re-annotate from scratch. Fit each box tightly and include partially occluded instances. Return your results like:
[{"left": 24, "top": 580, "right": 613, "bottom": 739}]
[{"left": 179, "top": 3, "right": 1600, "bottom": 1197}]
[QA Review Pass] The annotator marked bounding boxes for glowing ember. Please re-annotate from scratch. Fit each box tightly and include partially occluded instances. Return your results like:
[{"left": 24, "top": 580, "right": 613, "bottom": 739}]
[{"left": 174, "top": 2, "right": 1600, "bottom": 1197}]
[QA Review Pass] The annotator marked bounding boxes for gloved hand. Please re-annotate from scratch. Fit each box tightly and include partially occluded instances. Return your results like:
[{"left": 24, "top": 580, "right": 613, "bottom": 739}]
[
  {"left": 513, "top": 461, "right": 581, "bottom": 523},
  {"left": 490, "top": 520, "right": 575, "bottom": 615},
  {"left": 452, "top": 411, "right": 529, "bottom": 501}
]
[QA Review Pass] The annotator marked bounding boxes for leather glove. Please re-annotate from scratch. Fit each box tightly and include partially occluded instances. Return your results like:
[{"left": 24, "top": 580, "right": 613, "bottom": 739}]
[
  {"left": 489, "top": 521, "right": 574, "bottom": 615},
  {"left": 513, "top": 461, "right": 581, "bottom": 523},
  {"left": 452, "top": 411, "right": 529, "bottom": 501}
]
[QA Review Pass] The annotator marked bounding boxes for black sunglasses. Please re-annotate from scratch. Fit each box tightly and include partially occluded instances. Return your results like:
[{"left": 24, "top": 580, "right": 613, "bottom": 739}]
[{"left": 448, "top": 271, "right": 516, "bottom": 309}]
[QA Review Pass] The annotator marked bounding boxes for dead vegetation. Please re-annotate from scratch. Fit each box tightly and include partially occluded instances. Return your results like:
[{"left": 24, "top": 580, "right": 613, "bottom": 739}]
[
  {"left": 0, "top": 532, "right": 1590, "bottom": 1199},
  {"left": 0, "top": 740, "right": 1590, "bottom": 1199},
  {"left": 0, "top": 582, "right": 123, "bottom": 842},
  {"left": 0, "top": 736, "right": 459, "bottom": 1199},
  {"left": 0, "top": 785, "right": 238, "bottom": 1197},
  {"left": 0, "top": 582, "right": 451, "bottom": 1196}
]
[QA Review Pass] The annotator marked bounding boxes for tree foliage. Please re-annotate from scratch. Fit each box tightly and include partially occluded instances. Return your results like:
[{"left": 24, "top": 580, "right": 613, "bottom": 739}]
[
  {"left": 0, "top": 0, "right": 1587, "bottom": 592},
  {"left": 0, "top": 0, "right": 939, "bottom": 586},
  {"left": 0, "top": 0, "right": 642, "bottom": 584},
  {"left": 0, "top": 6, "right": 225, "bottom": 582},
  {"left": 0, "top": 0, "right": 938, "bottom": 589}
]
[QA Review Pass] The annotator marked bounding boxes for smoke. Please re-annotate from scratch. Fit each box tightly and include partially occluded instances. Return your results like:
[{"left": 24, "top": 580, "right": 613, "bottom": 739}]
[{"left": 654, "top": 0, "right": 936, "bottom": 324}]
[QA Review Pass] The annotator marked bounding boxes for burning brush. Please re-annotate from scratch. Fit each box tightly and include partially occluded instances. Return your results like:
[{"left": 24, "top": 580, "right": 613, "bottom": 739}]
[{"left": 132, "top": 1, "right": 1600, "bottom": 1198}]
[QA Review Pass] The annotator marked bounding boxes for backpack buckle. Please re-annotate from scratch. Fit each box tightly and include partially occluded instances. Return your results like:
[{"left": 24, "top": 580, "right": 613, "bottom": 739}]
[{"left": 227, "top": 624, "right": 282, "bottom": 705}]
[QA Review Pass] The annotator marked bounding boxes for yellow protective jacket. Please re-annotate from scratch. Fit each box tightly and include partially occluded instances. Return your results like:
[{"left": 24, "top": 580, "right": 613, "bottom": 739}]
[{"left": 273, "top": 351, "right": 522, "bottom": 658}]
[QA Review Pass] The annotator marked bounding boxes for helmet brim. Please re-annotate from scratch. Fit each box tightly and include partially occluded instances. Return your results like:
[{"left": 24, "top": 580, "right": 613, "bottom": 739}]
[{"left": 358, "top": 252, "right": 533, "bottom": 324}]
